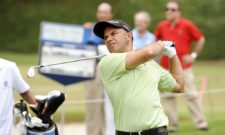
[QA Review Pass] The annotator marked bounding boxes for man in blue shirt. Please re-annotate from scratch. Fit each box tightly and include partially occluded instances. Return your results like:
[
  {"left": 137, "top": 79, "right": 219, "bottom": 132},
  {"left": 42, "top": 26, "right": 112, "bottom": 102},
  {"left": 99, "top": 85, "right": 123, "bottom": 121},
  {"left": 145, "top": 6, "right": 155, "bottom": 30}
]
[{"left": 132, "top": 11, "right": 156, "bottom": 49}]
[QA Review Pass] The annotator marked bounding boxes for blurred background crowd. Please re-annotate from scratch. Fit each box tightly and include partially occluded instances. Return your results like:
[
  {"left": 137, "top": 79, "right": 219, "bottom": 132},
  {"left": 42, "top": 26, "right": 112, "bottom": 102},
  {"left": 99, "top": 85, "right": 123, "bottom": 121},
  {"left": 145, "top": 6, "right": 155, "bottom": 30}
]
[{"left": 1, "top": 0, "right": 225, "bottom": 135}]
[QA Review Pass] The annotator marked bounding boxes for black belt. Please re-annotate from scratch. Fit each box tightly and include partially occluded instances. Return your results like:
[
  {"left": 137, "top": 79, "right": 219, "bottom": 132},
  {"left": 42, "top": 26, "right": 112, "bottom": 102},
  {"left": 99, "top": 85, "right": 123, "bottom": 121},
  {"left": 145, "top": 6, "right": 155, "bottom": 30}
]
[{"left": 116, "top": 126, "right": 167, "bottom": 135}]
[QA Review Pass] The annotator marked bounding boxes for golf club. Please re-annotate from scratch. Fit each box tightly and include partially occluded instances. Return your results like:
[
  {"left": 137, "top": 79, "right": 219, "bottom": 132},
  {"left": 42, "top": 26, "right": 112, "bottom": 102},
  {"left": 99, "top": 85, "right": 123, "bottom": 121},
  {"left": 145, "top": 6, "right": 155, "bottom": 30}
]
[{"left": 27, "top": 54, "right": 106, "bottom": 78}]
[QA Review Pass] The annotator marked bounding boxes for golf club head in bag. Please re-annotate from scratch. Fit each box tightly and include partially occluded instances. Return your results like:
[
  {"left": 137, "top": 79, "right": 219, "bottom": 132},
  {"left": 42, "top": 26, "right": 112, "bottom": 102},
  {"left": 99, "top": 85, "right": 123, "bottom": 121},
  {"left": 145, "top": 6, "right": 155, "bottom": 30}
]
[
  {"left": 14, "top": 100, "right": 30, "bottom": 134},
  {"left": 14, "top": 100, "right": 32, "bottom": 125},
  {"left": 14, "top": 100, "right": 51, "bottom": 135},
  {"left": 30, "top": 91, "right": 65, "bottom": 124},
  {"left": 15, "top": 90, "right": 65, "bottom": 135}
]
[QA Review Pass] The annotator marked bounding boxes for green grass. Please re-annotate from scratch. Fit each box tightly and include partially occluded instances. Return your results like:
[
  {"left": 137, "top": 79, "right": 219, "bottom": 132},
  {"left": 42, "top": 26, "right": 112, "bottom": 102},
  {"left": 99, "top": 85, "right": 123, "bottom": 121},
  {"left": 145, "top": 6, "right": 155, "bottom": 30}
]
[
  {"left": 0, "top": 52, "right": 86, "bottom": 122},
  {"left": 1, "top": 52, "right": 225, "bottom": 134}
]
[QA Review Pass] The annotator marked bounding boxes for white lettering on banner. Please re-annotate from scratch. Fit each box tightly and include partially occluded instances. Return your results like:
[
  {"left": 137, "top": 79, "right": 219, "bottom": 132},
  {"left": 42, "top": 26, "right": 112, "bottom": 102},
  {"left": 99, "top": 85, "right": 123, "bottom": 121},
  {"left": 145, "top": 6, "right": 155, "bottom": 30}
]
[
  {"left": 40, "top": 45, "right": 96, "bottom": 77},
  {"left": 41, "top": 22, "right": 84, "bottom": 43}
]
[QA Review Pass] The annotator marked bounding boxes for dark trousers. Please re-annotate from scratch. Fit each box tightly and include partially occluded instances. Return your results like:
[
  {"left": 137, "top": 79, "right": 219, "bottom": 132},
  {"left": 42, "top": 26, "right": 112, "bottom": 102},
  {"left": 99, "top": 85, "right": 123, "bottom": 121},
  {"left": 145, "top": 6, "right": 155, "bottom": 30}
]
[{"left": 116, "top": 126, "right": 168, "bottom": 135}]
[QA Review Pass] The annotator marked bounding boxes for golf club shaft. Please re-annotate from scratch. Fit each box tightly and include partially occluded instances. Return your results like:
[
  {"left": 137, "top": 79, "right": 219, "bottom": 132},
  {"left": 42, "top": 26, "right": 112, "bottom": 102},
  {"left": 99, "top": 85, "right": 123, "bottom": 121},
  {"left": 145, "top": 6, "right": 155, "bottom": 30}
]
[{"left": 35, "top": 55, "right": 106, "bottom": 69}]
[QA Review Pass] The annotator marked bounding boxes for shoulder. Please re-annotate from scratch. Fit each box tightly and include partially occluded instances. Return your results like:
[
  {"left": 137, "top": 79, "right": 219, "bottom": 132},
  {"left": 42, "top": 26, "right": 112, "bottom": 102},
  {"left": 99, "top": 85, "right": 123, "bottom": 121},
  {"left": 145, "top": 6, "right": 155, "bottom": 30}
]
[
  {"left": 99, "top": 53, "right": 126, "bottom": 70},
  {"left": 132, "top": 29, "right": 139, "bottom": 37},
  {"left": 0, "top": 58, "right": 16, "bottom": 69},
  {"left": 155, "top": 20, "right": 169, "bottom": 34},
  {"left": 132, "top": 28, "right": 137, "bottom": 33},
  {"left": 147, "top": 31, "right": 155, "bottom": 38},
  {"left": 180, "top": 18, "right": 196, "bottom": 27},
  {"left": 0, "top": 59, "right": 18, "bottom": 77},
  {"left": 157, "top": 20, "right": 169, "bottom": 27},
  {"left": 83, "top": 21, "right": 95, "bottom": 29},
  {"left": 98, "top": 53, "right": 127, "bottom": 83},
  {"left": 100, "top": 53, "right": 126, "bottom": 65}
]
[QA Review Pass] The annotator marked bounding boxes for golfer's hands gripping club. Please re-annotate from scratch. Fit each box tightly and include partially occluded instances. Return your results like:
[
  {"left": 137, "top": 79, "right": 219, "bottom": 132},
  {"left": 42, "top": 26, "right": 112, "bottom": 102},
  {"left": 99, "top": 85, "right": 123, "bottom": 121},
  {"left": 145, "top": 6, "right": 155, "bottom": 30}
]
[{"left": 161, "top": 41, "right": 177, "bottom": 58}]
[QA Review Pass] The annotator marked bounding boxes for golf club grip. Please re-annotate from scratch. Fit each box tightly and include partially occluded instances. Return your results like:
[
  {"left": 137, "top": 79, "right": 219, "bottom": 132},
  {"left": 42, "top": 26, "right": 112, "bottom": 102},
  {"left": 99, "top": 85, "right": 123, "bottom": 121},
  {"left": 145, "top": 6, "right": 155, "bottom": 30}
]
[{"left": 171, "top": 42, "right": 176, "bottom": 47}]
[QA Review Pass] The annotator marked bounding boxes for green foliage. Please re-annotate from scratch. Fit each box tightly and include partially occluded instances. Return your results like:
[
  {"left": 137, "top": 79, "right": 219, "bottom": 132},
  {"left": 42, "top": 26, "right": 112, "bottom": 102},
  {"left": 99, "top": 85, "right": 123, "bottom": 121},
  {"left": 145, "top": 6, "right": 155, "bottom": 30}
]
[{"left": 1, "top": 0, "right": 225, "bottom": 59}]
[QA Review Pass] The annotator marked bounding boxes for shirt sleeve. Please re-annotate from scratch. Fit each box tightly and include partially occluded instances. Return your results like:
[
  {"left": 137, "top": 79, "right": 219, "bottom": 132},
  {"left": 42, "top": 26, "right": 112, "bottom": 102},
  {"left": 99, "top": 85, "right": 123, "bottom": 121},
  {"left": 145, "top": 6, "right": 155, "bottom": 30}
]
[
  {"left": 188, "top": 21, "right": 203, "bottom": 41},
  {"left": 12, "top": 63, "right": 30, "bottom": 93},
  {"left": 98, "top": 53, "right": 127, "bottom": 84},
  {"left": 158, "top": 67, "right": 176, "bottom": 92}
]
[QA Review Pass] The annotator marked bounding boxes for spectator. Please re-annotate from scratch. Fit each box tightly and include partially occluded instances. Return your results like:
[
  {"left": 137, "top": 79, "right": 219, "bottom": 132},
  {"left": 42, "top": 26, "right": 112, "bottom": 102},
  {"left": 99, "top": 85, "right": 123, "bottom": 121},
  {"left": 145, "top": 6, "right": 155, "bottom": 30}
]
[
  {"left": 0, "top": 58, "right": 37, "bottom": 135},
  {"left": 84, "top": 2, "right": 113, "bottom": 29},
  {"left": 154, "top": 0, "right": 208, "bottom": 132},
  {"left": 133, "top": 11, "right": 156, "bottom": 49},
  {"left": 83, "top": 2, "right": 113, "bottom": 135}
]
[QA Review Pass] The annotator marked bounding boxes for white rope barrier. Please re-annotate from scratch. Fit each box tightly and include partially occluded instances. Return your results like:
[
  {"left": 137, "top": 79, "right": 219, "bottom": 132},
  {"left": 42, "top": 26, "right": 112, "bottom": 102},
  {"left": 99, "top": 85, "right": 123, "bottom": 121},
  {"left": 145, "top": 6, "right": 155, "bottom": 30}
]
[{"left": 65, "top": 88, "right": 225, "bottom": 105}]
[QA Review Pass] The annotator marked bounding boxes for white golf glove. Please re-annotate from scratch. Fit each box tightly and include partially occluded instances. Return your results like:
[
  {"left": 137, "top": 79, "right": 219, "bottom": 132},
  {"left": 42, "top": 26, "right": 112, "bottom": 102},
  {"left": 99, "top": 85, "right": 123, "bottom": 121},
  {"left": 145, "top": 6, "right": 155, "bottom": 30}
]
[{"left": 162, "top": 41, "right": 177, "bottom": 58}]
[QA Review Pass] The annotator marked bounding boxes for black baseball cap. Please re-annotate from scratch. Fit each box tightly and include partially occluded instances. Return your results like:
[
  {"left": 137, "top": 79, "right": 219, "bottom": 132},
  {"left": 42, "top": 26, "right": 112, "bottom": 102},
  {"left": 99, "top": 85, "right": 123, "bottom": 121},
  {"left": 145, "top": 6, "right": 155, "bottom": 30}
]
[{"left": 93, "top": 20, "right": 132, "bottom": 39}]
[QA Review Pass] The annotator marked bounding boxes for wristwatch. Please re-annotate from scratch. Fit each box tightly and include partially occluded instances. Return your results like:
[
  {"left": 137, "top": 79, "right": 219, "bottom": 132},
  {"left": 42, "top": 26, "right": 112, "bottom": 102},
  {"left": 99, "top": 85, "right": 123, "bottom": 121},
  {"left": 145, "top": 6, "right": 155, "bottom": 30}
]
[{"left": 191, "top": 52, "right": 198, "bottom": 59}]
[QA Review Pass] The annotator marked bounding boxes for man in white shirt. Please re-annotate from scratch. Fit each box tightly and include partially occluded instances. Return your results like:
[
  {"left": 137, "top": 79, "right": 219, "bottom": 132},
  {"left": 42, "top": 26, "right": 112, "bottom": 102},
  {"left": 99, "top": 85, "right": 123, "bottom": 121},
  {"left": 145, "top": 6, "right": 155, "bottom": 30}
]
[{"left": 0, "top": 58, "right": 36, "bottom": 135}]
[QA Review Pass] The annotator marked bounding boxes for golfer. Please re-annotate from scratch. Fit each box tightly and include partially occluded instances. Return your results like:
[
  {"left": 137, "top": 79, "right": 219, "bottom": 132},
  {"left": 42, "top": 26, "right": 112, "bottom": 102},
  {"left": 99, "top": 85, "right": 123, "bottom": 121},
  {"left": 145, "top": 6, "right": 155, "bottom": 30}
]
[{"left": 93, "top": 20, "right": 184, "bottom": 135}]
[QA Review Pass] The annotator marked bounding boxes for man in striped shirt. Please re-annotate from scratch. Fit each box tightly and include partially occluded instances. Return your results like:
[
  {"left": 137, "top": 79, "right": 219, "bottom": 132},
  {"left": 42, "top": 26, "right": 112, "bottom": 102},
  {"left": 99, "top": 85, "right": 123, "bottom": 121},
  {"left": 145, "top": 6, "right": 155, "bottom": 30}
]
[{"left": 93, "top": 20, "right": 184, "bottom": 135}]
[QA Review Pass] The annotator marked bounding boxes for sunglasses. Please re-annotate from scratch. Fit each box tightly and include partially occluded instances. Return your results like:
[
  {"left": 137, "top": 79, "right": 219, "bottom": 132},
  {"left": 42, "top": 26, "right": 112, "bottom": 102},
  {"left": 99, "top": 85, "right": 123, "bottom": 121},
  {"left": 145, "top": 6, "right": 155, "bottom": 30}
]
[{"left": 165, "top": 7, "right": 179, "bottom": 12}]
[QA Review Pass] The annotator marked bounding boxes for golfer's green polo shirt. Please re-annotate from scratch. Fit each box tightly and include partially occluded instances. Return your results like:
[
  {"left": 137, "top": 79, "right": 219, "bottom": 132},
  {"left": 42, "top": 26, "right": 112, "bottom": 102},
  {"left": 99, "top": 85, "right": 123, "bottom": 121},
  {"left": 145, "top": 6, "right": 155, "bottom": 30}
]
[{"left": 99, "top": 53, "right": 176, "bottom": 132}]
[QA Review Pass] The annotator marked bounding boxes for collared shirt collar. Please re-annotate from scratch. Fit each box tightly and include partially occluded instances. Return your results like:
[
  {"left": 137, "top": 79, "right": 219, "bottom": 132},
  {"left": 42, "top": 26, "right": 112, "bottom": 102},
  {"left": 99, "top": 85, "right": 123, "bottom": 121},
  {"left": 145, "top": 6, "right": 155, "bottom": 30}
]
[
  {"left": 133, "top": 28, "right": 148, "bottom": 38},
  {"left": 167, "top": 17, "right": 182, "bottom": 27}
]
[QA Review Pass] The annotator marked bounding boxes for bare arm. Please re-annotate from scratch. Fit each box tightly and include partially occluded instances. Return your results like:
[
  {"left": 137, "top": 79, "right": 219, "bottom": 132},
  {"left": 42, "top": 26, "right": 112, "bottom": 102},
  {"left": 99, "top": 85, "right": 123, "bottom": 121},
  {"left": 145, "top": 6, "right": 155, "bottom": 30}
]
[
  {"left": 169, "top": 56, "right": 184, "bottom": 93},
  {"left": 126, "top": 41, "right": 163, "bottom": 69},
  {"left": 20, "top": 90, "right": 37, "bottom": 105},
  {"left": 193, "top": 36, "right": 205, "bottom": 55},
  {"left": 183, "top": 36, "right": 205, "bottom": 63}
]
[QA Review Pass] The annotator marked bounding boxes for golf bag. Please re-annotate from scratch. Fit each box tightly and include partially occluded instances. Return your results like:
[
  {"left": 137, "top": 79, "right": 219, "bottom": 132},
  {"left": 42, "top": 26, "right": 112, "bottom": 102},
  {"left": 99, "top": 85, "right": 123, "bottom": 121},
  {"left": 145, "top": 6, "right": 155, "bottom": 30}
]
[{"left": 14, "top": 90, "right": 65, "bottom": 135}]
